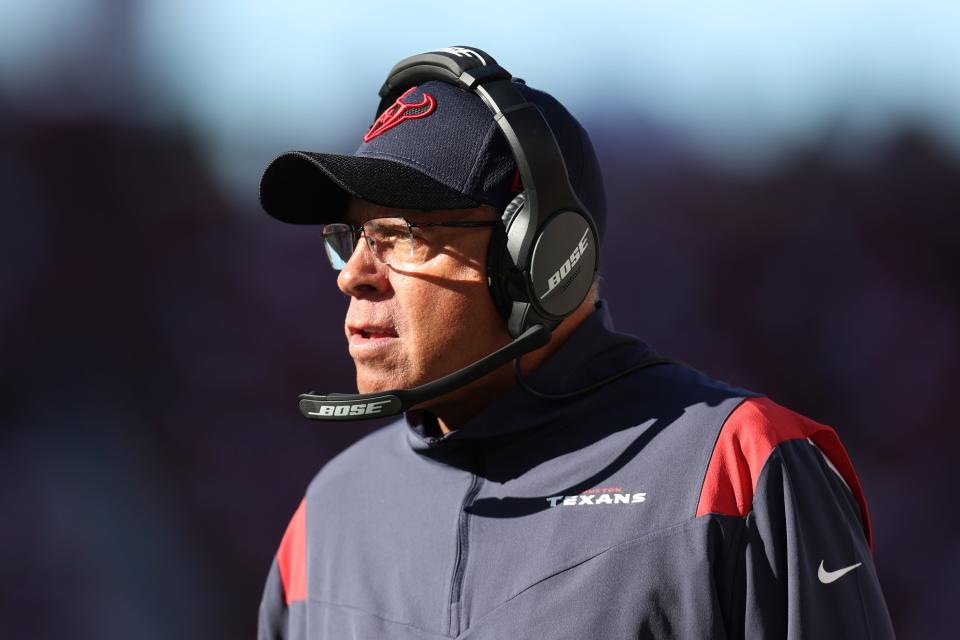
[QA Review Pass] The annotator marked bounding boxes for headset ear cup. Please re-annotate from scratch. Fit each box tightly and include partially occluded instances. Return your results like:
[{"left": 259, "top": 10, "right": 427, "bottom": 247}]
[
  {"left": 486, "top": 192, "right": 527, "bottom": 322},
  {"left": 502, "top": 192, "right": 527, "bottom": 223}
]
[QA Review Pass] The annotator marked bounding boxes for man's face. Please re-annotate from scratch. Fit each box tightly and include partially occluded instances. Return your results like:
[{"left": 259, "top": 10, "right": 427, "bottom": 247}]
[{"left": 337, "top": 197, "right": 510, "bottom": 400}]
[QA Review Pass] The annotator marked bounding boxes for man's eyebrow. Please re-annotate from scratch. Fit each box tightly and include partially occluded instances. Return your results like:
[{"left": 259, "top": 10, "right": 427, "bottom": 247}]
[
  {"left": 403, "top": 209, "right": 436, "bottom": 220},
  {"left": 344, "top": 211, "right": 404, "bottom": 224}
]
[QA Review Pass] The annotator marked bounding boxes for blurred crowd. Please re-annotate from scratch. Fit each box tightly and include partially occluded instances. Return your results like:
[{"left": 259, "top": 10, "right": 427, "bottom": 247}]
[{"left": 2, "top": 72, "right": 958, "bottom": 640}]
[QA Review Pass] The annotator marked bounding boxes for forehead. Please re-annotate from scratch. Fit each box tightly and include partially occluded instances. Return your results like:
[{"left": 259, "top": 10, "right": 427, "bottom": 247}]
[
  {"left": 345, "top": 196, "right": 497, "bottom": 224},
  {"left": 345, "top": 198, "right": 398, "bottom": 223}
]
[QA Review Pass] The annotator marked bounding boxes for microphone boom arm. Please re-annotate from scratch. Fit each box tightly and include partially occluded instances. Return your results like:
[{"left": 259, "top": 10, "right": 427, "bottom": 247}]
[{"left": 298, "top": 324, "right": 551, "bottom": 421}]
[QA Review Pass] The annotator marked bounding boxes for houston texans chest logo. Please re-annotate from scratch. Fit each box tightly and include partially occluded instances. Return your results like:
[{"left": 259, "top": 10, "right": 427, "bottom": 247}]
[{"left": 363, "top": 86, "right": 437, "bottom": 143}]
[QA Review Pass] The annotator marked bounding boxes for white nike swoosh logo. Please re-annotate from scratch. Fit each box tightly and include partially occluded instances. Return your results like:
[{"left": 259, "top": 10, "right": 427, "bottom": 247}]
[{"left": 818, "top": 560, "right": 862, "bottom": 584}]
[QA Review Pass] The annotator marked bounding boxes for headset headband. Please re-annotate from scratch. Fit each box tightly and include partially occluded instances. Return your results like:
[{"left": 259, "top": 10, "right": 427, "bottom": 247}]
[{"left": 375, "top": 47, "right": 588, "bottom": 269}]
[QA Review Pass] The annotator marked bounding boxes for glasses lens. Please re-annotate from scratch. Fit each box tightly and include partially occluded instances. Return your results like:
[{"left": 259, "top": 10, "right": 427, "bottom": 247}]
[
  {"left": 364, "top": 218, "right": 414, "bottom": 267},
  {"left": 322, "top": 224, "right": 355, "bottom": 270}
]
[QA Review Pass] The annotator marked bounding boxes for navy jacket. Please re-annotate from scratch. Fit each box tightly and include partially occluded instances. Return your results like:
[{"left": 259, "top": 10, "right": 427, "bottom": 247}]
[{"left": 259, "top": 302, "right": 894, "bottom": 639}]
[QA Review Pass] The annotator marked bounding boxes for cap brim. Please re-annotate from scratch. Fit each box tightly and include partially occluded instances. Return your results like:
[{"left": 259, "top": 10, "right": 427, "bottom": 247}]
[{"left": 259, "top": 151, "right": 480, "bottom": 224}]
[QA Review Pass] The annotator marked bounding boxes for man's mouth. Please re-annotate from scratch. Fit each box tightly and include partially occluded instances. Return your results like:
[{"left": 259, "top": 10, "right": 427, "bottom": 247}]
[
  {"left": 358, "top": 329, "right": 395, "bottom": 339},
  {"left": 348, "top": 325, "right": 399, "bottom": 347}
]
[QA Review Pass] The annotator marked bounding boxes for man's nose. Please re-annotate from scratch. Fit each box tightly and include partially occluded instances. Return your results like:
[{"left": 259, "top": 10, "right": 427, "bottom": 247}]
[{"left": 337, "top": 239, "right": 389, "bottom": 296}]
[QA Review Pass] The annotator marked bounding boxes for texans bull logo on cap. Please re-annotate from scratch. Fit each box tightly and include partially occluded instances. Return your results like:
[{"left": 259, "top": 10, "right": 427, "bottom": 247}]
[{"left": 363, "top": 86, "right": 437, "bottom": 143}]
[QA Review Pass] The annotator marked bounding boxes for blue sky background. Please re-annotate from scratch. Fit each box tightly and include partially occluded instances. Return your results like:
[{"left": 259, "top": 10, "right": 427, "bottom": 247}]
[{"left": 3, "top": 0, "right": 959, "bottom": 194}]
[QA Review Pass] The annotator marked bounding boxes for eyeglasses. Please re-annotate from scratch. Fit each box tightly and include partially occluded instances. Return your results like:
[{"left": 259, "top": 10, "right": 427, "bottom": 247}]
[{"left": 322, "top": 216, "right": 501, "bottom": 270}]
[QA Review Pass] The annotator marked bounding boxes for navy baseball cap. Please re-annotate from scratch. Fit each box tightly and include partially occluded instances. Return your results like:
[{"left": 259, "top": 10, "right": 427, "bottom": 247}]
[{"left": 259, "top": 79, "right": 607, "bottom": 240}]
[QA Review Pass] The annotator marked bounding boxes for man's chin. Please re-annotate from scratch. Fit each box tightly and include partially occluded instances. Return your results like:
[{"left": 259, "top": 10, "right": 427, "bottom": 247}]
[{"left": 355, "top": 370, "right": 411, "bottom": 394}]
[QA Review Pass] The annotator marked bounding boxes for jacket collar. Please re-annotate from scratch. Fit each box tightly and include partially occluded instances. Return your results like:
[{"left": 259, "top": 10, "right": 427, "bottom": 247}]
[{"left": 405, "top": 300, "right": 657, "bottom": 451}]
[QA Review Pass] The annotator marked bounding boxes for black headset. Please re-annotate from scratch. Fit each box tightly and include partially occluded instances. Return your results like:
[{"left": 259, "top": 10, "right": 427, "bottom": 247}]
[
  {"left": 298, "top": 46, "right": 601, "bottom": 421},
  {"left": 376, "top": 46, "right": 600, "bottom": 338}
]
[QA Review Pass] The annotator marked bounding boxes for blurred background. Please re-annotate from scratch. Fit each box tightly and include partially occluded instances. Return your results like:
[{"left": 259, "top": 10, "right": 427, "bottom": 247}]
[{"left": 2, "top": 1, "right": 957, "bottom": 637}]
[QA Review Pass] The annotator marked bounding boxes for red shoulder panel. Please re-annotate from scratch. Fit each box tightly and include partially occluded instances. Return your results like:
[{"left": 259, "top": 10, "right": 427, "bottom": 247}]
[
  {"left": 277, "top": 498, "right": 308, "bottom": 605},
  {"left": 696, "top": 397, "right": 873, "bottom": 549}
]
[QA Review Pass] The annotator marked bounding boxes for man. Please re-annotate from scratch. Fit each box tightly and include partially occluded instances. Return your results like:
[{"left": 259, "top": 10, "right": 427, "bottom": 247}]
[{"left": 256, "top": 48, "right": 894, "bottom": 639}]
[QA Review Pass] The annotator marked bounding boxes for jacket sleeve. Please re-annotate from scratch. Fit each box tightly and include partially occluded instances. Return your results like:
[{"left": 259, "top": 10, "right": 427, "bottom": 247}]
[
  {"left": 258, "top": 498, "right": 307, "bottom": 640},
  {"left": 698, "top": 397, "right": 895, "bottom": 639},
  {"left": 258, "top": 557, "right": 289, "bottom": 640}
]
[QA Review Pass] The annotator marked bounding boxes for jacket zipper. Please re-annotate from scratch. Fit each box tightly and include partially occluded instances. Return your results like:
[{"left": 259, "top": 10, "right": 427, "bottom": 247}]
[{"left": 449, "top": 471, "right": 482, "bottom": 636}]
